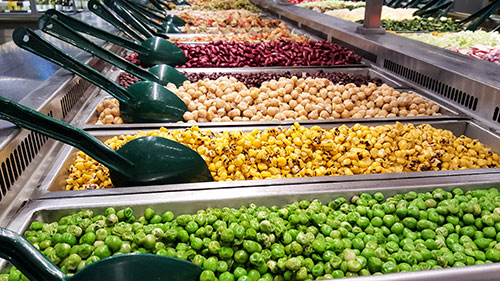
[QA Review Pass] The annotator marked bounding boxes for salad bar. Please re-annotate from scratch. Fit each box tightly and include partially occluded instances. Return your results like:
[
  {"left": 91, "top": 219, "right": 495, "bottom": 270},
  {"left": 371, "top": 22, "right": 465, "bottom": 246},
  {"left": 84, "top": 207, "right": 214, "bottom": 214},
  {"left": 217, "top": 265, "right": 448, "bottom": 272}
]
[{"left": 0, "top": 0, "right": 500, "bottom": 281}]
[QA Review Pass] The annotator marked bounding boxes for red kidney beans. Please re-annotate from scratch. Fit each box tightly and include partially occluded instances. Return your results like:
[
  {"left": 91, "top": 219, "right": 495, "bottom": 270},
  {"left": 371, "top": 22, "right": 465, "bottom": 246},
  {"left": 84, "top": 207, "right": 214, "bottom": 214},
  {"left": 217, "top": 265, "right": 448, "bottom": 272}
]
[{"left": 123, "top": 40, "right": 362, "bottom": 68}]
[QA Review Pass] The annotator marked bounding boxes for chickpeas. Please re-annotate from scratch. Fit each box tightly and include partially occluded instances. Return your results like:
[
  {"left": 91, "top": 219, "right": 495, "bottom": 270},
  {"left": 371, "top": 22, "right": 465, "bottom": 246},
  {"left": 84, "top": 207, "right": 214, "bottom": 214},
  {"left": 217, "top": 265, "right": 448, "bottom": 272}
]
[
  {"left": 95, "top": 98, "right": 123, "bottom": 125},
  {"left": 94, "top": 76, "right": 441, "bottom": 124},
  {"left": 65, "top": 122, "right": 500, "bottom": 190}
]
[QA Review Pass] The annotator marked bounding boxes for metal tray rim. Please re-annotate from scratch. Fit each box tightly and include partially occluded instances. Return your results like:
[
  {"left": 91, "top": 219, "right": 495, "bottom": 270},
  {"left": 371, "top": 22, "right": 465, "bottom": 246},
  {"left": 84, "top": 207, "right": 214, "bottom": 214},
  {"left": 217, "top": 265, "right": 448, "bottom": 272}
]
[
  {"left": 7, "top": 177, "right": 500, "bottom": 281},
  {"left": 33, "top": 119, "right": 500, "bottom": 199}
]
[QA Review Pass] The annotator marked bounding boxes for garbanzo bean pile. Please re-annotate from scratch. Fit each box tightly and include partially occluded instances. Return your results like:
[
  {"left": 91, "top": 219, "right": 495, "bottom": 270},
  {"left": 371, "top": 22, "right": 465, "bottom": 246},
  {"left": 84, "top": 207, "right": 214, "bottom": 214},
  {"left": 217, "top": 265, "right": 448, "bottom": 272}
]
[
  {"left": 65, "top": 122, "right": 500, "bottom": 190},
  {"left": 95, "top": 77, "right": 440, "bottom": 124}
]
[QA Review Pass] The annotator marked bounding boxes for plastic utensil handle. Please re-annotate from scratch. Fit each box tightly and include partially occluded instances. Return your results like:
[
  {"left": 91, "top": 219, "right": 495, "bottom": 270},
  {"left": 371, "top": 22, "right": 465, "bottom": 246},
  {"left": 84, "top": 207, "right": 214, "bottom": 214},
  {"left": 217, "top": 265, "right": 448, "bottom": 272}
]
[
  {"left": 12, "top": 27, "right": 132, "bottom": 104},
  {"left": 115, "top": 0, "right": 166, "bottom": 33},
  {"left": 45, "top": 9, "right": 148, "bottom": 50},
  {"left": 40, "top": 15, "right": 161, "bottom": 83},
  {"left": 88, "top": 0, "right": 145, "bottom": 42},
  {"left": 0, "top": 228, "right": 65, "bottom": 281},
  {"left": 127, "top": 0, "right": 166, "bottom": 17},
  {"left": 148, "top": 0, "right": 171, "bottom": 10},
  {"left": 0, "top": 96, "right": 134, "bottom": 172},
  {"left": 124, "top": 0, "right": 167, "bottom": 23},
  {"left": 104, "top": 0, "right": 156, "bottom": 38}
]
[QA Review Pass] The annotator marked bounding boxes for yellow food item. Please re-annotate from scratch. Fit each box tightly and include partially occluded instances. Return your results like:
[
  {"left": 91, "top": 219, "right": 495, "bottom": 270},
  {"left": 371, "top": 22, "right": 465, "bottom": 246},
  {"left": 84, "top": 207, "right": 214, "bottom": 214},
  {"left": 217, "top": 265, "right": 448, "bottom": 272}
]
[{"left": 65, "top": 123, "right": 500, "bottom": 190}]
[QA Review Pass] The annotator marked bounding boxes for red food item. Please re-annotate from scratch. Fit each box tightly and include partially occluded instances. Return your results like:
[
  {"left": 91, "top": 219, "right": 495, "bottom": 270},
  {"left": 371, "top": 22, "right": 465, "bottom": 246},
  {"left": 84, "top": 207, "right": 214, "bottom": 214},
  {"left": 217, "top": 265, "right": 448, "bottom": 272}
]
[
  {"left": 124, "top": 40, "right": 361, "bottom": 68},
  {"left": 446, "top": 44, "right": 500, "bottom": 65}
]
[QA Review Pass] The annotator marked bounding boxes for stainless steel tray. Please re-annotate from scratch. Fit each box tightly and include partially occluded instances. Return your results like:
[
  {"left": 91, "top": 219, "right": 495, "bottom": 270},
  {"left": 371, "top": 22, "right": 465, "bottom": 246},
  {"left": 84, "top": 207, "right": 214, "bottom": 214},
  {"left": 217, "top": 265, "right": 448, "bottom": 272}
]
[
  {"left": 74, "top": 67, "right": 462, "bottom": 129},
  {"left": 5, "top": 176, "right": 500, "bottom": 281},
  {"left": 35, "top": 120, "right": 500, "bottom": 199},
  {"left": 168, "top": 25, "right": 324, "bottom": 42}
]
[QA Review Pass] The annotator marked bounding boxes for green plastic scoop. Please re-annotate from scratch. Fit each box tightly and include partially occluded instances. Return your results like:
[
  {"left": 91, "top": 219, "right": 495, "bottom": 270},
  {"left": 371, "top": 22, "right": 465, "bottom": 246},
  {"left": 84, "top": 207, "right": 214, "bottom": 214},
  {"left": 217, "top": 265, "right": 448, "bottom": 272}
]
[
  {"left": 44, "top": 9, "right": 187, "bottom": 67},
  {"left": 13, "top": 26, "right": 186, "bottom": 123},
  {"left": 104, "top": 0, "right": 182, "bottom": 35},
  {"left": 88, "top": 0, "right": 145, "bottom": 42},
  {"left": 39, "top": 14, "right": 187, "bottom": 87},
  {"left": 115, "top": 0, "right": 182, "bottom": 34},
  {"left": 121, "top": 0, "right": 186, "bottom": 26},
  {"left": 88, "top": 0, "right": 169, "bottom": 41},
  {"left": 0, "top": 227, "right": 203, "bottom": 281},
  {"left": 0, "top": 96, "right": 213, "bottom": 186},
  {"left": 147, "top": 0, "right": 171, "bottom": 11},
  {"left": 122, "top": 1, "right": 184, "bottom": 33}
]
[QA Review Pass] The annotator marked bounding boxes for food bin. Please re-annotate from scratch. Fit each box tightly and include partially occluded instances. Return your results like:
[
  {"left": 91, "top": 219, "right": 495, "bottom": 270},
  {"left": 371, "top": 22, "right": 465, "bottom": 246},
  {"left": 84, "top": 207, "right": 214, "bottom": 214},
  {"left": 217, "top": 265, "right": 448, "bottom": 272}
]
[
  {"left": 32, "top": 119, "right": 500, "bottom": 199},
  {"left": 72, "top": 66, "right": 461, "bottom": 130},
  {"left": 4, "top": 175, "right": 500, "bottom": 281}
]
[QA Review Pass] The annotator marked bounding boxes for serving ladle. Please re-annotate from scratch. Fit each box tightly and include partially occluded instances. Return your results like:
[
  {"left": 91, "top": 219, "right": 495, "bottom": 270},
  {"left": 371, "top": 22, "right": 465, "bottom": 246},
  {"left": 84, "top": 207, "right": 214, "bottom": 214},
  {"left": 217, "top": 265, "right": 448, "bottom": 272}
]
[
  {"left": 44, "top": 9, "right": 186, "bottom": 67},
  {"left": 13, "top": 27, "right": 186, "bottom": 123},
  {"left": 39, "top": 14, "right": 188, "bottom": 86},
  {"left": 0, "top": 228, "right": 203, "bottom": 281},
  {"left": 0, "top": 96, "right": 213, "bottom": 186}
]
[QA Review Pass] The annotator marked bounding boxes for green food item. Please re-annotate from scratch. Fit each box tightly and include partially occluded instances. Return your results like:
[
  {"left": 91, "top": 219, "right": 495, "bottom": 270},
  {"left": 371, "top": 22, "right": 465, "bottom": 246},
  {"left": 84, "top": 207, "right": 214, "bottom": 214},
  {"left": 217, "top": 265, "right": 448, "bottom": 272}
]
[
  {"left": 359, "top": 17, "right": 463, "bottom": 32},
  {"left": 192, "top": 0, "right": 260, "bottom": 12},
  {"left": 13, "top": 188, "right": 500, "bottom": 281}
]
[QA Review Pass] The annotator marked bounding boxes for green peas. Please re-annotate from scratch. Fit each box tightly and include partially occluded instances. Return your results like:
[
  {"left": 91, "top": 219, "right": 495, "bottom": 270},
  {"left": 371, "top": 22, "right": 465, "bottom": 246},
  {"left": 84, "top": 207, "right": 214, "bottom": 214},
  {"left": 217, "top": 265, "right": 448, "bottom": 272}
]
[
  {"left": 62, "top": 233, "right": 76, "bottom": 245},
  {"left": 483, "top": 226, "right": 497, "bottom": 238},
  {"left": 371, "top": 217, "right": 383, "bottom": 227},
  {"left": 144, "top": 208, "right": 156, "bottom": 221},
  {"left": 203, "top": 256, "right": 218, "bottom": 272},
  {"left": 54, "top": 243, "right": 71, "bottom": 258},
  {"left": 94, "top": 244, "right": 111, "bottom": 258},
  {"left": 221, "top": 228, "right": 235, "bottom": 242},
  {"left": 234, "top": 267, "right": 247, "bottom": 278},
  {"left": 313, "top": 238, "right": 327, "bottom": 253},
  {"left": 208, "top": 241, "right": 220, "bottom": 255},
  {"left": 486, "top": 248, "right": 500, "bottom": 262},
  {"left": 347, "top": 260, "right": 362, "bottom": 272},
  {"left": 390, "top": 222, "right": 404, "bottom": 235},
  {"left": 61, "top": 254, "right": 81, "bottom": 271},
  {"left": 421, "top": 229, "right": 436, "bottom": 240},
  {"left": 161, "top": 211, "right": 174, "bottom": 222},
  {"left": 285, "top": 257, "right": 301, "bottom": 271},
  {"left": 247, "top": 269, "right": 261, "bottom": 281},
  {"left": 104, "top": 235, "right": 122, "bottom": 252},
  {"left": 200, "top": 270, "right": 216, "bottom": 281},
  {"left": 249, "top": 252, "right": 264, "bottom": 266},
  {"left": 220, "top": 272, "right": 235, "bottom": 281},
  {"left": 220, "top": 247, "right": 234, "bottom": 260},
  {"left": 475, "top": 238, "right": 493, "bottom": 249},
  {"left": 234, "top": 250, "right": 249, "bottom": 264},
  {"left": 312, "top": 263, "right": 325, "bottom": 277},
  {"left": 351, "top": 238, "right": 364, "bottom": 250},
  {"left": 381, "top": 260, "right": 398, "bottom": 274},
  {"left": 217, "top": 261, "right": 229, "bottom": 272},
  {"left": 243, "top": 240, "right": 262, "bottom": 254}
]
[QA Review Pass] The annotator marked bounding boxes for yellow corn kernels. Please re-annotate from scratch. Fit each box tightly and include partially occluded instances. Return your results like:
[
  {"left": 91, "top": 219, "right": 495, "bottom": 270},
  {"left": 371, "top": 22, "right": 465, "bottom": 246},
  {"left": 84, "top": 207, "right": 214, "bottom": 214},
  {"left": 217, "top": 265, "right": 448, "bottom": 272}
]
[{"left": 65, "top": 122, "right": 500, "bottom": 190}]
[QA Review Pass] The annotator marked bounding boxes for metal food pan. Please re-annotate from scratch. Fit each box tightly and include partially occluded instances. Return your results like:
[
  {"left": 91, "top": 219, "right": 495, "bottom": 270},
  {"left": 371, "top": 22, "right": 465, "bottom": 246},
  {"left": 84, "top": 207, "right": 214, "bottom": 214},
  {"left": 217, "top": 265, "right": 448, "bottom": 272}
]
[
  {"left": 34, "top": 120, "right": 500, "bottom": 199},
  {"left": 168, "top": 25, "right": 324, "bottom": 42},
  {"left": 5, "top": 176, "right": 500, "bottom": 281},
  {"left": 75, "top": 67, "right": 462, "bottom": 129}
]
